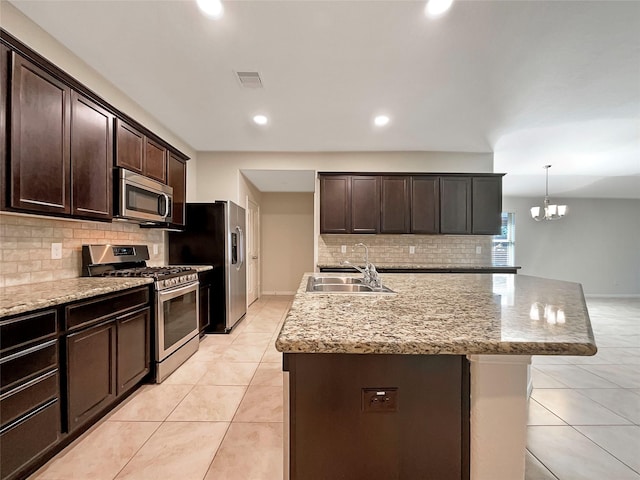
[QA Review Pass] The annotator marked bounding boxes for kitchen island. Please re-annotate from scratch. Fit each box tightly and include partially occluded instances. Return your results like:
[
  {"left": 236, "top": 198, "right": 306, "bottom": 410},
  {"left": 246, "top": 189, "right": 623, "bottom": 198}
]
[{"left": 275, "top": 273, "right": 597, "bottom": 480}]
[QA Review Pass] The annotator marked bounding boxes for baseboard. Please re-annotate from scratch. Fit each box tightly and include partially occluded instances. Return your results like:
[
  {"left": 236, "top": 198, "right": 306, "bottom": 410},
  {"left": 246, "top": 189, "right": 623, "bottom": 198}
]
[
  {"left": 261, "top": 290, "right": 296, "bottom": 296},
  {"left": 585, "top": 294, "right": 640, "bottom": 298}
]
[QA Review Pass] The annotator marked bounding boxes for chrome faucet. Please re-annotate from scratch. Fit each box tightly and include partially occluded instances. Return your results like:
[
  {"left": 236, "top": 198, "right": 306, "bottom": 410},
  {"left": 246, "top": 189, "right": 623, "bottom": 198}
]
[{"left": 341, "top": 243, "right": 381, "bottom": 288}]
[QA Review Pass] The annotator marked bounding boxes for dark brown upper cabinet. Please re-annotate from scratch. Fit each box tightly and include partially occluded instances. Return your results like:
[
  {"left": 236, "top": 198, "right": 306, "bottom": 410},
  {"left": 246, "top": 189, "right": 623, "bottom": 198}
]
[
  {"left": 351, "top": 176, "right": 380, "bottom": 234},
  {"left": 71, "top": 92, "right": 113, "bottom": 220},
  {"left": 2, "top": 33, "right": 190, "bottom": 223},
  {"left": 8, "top": 52, "right": 113, "bottom": 220},
  {"left": 115, "top": 119, "right": 144, "bottom": 173},
  {"left": 380, "top": 176, "right": 410, "bottom": 234},
  {"left": 167, "top": 152, "right": 186, "bottom": 226},
  {"left": 318, "top": 172, "right": 502, "bottom": 236},
  {"left": 144, "top": 137, "right": 167, "bottom": 183},
  {"left": 320, "top": 175, "right": 351, "bottom": 234},
  {"left": 10, "top": 53, "right": 71, "bottom": 215},
  {"left": 411, "top": 176, "right": 440, "bottom": 234},
  {"left": 440, "top": 176, "right": 472, "bottom": 234},
  {"left": 116, "top": 119, "right": 167, "bottom": 183},
  {"left": 471, "top": 176, "right": 502, "bottom": 235},
  {"left": 1, "top": 44, "right": 8, "bottom": 211}
]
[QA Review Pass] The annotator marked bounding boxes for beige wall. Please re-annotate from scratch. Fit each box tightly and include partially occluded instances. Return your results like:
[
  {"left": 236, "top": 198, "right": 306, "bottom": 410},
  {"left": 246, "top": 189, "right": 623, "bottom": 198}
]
[
  {"left": 194, "top": 151, "right": 494, "bottom": 204},
  {"left": 503, "top": 197, "right": 640, "bottom": 295},
  {"left": 260, "top": 193, "right": 314, "bottom": 294},
  {"left": 0, "top": 213, "right": 165, "bottom": 287}
]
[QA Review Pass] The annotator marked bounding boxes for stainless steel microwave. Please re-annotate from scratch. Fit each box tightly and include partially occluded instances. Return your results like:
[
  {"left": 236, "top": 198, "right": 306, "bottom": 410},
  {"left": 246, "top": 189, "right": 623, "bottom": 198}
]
[{"left": 116, "top": 168, "right": 173, "bottom": 223}]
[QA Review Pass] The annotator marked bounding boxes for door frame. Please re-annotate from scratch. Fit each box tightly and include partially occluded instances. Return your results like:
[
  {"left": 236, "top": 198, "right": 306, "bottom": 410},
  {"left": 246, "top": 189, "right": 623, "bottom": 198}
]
[{"left": 246, "top": 196, "right": 261, "bottom": 305}]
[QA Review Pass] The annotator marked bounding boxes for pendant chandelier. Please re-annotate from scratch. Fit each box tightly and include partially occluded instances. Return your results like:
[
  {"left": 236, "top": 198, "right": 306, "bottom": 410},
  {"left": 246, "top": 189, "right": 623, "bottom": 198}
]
[{"left": 530, "top": 165, "right": 567, "bottom": 221}]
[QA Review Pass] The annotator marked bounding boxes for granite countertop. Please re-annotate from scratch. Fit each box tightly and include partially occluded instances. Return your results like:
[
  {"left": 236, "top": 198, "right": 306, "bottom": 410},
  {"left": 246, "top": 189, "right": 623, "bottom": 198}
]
[
  {"left": 318, "top": 263, "right": 521, "bottom": 271},
  {"left": 275, "top": 273, "right": 597, "bottom": 356},
  {"left": 170, "top": 265, "right": 214, "bottom": 272},
  {"left": 0, "top": 278, "right": 153, "bottom": 318},
  {"left": 0, "top": 265, "right": 213, "bottom": 318}
]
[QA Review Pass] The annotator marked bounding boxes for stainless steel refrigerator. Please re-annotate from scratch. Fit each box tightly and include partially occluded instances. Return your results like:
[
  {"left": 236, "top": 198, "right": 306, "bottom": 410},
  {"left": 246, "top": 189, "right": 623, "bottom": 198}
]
[{"left": 168, "top": 201, "right": 246, "bottom": 333}]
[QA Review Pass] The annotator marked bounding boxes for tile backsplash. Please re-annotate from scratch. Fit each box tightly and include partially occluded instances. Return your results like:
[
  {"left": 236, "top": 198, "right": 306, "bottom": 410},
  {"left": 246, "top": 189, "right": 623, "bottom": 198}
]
[
  {"left": 0, "top": 213, "right": 166, "bottom": 287},
  {"left": 318, "top": 234, "right": 493, "bottom": 266}
]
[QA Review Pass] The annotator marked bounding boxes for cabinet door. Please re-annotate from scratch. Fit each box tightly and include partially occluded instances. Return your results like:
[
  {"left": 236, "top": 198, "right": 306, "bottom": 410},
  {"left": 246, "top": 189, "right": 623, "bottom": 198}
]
[
  {"left": 11, "top": 53, "right": 71, "bottom": 214},
  {"left": 199, "top": 284, "right": 211, "bottom": 333},
  {"left": 440, "top": 177, "right": 471, "bottom": 234},
  {"left": 167, "top": 152, "right": 186, "bottom": 225},
  {"left": 472, "top": 176, "right": 502, "bottom": 235},
  {"left": 115, "top": 119, "right": 144, "bottom": 173},
  {"left": 116, "top": 308, "right": 150, "bottom": 395},
  {"left": 380, "top": 176, "right": 410, "bottom": 234},
  {"left": 411, "top": 176, "right": 440, "bottom": 234},
  {"left": 71, "top": 92, "right": 113, "bottom": 220},
  {"left": 351, "top": 176, "right": 379, "bottom": 234},
  {"left": 66, "top": 321, "right": 116, "bottom": 432},
  {"left": 320, "top": 175, "right": 351, "bottom": 234},
  {"left": 1, "top": 45, "right": 8, "bottom": 211},
  {"left": 144, "top": 137, "right": 167, "bottom": 183},
  {"left": 0, "top": 399, "right": 60, "bottom": 480}
]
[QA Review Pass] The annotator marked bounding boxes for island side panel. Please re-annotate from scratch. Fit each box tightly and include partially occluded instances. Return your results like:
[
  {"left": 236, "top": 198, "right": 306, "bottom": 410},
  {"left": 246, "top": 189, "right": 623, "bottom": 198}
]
[{"left": 285, "top": 353, "right": 470, "bottom": 480}]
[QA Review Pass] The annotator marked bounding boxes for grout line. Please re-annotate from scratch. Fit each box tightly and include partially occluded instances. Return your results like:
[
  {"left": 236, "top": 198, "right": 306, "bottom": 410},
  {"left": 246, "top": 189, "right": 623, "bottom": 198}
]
[
  {"left": 525, "top": 448, "right": 560, "bottom": 480},
  {"left": 567, "top": 424, "right": 640, "bottom": 476}
]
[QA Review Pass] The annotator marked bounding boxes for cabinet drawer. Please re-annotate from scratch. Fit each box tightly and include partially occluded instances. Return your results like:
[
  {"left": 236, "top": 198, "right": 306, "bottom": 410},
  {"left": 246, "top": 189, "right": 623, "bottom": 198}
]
[
  {"left": 65, "top": 287, "right": 149, "bottom": 331},
  {"left": 0, "top": 399, "right": 60, "bottom": 480},
  {"left": 0, "top": 370, "right": 59, "bottom": 429},
  {"left": 0, "top": 340, "right": 58, "bottom": 394},
  {"left": 0, "top": 310, "right": 57, "bottom": 354}
]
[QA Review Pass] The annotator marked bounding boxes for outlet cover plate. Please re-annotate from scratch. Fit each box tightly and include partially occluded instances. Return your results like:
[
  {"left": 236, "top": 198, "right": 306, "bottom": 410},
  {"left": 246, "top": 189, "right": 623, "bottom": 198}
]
[{"left": 51, "top": 243, "right": 62, "bottom": 259}]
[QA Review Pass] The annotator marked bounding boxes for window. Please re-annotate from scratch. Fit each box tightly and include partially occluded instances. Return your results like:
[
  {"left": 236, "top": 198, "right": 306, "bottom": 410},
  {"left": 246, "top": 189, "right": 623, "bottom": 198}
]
[{"left": 492, "top": 212, "right": 515, "bottom": 266}]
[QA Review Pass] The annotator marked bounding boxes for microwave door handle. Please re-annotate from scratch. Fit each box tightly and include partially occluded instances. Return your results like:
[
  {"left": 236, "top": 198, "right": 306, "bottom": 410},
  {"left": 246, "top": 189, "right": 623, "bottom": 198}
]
[{"left": 161, "top": 193, "right": 170, "bottom": 218}]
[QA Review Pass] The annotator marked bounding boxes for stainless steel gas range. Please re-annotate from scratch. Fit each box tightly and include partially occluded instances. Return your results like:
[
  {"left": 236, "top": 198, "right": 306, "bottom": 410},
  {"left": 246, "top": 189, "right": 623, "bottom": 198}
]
[{"left": 82, "top": 244, "right": 199, "bottom": 382}]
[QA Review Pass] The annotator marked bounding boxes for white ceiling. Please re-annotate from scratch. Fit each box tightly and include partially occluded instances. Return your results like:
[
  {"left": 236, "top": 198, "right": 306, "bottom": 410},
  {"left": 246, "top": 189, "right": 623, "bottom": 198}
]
[{"left": 7, "top": 0, "right": 640, "bottom": 198}]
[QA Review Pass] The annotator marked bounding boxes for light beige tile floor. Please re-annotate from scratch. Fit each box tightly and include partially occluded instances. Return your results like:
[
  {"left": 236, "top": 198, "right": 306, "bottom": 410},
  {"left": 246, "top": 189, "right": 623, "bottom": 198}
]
[
  {"left": 527, "top": 297, "right": 640, "bottom": 480},
  {"left": 30, "top": 295, "right": 291, "bottom": 480},
  {"left": 30, "top": 296, "right": 640, "bottom": 479}
]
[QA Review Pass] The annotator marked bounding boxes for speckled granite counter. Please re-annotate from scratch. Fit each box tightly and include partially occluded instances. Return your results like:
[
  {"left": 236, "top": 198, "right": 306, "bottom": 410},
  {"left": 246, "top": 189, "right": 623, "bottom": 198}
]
[
  {"left": 170, "top": 265, "right": 214, "bottom": 272},
  {"left": 0, "top": 277, "right": 153, "bottom": 318},
  {"left": 276, "top": 273, "right": 596, "bottom": 356},
  {"left": 318, "top": 263, "right": 521, "bottom": 273}
]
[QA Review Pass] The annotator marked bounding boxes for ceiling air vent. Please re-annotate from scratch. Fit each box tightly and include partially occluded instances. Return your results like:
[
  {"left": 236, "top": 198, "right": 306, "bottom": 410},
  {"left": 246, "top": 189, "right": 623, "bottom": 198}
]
[{"left": 235, "top": 71, "right": 263, "bottom": 88}]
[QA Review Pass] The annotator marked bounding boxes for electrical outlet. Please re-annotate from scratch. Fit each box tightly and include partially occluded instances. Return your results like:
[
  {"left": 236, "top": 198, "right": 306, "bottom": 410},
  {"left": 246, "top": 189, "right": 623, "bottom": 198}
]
[
  {"left": 409, "top": 246, "right": 415, "bottom": 255},
  {"left": 341, "top": 245, "right": 347, "bottom": 254},
  {"left": 362, "top": 388, "right": 398, "bottom": 412},
  {"left": 51, "top": 243, "right": 62, "bottom": 259},
  {"left": 153, "top": 244, "right": 159, "bottom": 255},
  {"left": 476, "top": 246, "right": 482, "bottom": 254}
]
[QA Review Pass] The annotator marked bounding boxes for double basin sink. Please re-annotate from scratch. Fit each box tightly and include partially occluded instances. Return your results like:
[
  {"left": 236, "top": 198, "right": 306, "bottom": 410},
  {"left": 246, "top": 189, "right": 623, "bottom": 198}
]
[{"left": 306, "top": 276, "right": 395, "bottom": 294}]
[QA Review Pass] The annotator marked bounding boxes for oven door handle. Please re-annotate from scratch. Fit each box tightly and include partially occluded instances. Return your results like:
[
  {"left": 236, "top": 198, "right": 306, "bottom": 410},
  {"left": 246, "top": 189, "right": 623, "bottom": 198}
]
[{"left": 157, "top": 282, "right": 199, "bottom": 301}]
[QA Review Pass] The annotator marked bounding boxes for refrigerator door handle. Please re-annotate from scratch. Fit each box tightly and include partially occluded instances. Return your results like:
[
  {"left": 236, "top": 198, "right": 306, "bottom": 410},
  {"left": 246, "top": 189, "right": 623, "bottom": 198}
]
[{"left": 236, "top": 226, "right": 244, "bottom": 271}]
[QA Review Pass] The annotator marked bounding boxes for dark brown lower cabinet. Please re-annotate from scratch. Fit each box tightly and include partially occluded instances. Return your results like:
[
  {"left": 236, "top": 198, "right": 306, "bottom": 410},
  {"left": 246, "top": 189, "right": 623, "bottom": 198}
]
[
  {"left": 0, "top": 399, "right": 60, "bottom": 480},
  {"left": 116, "top": 308, "right": 150, "bottom": 395},
  {"left": 285, "top": 353, "right": 469, "bottom": 480},
  {"left": 66, "top": 321, "right": 116, "bottom": 432},
  {"left": 0, "top": 308, "right": 60, "bottom": 480}
]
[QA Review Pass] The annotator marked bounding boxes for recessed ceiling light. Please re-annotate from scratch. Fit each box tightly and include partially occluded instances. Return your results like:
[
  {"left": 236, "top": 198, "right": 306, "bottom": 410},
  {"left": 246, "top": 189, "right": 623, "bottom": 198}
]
[
  {"left": 197, "top": 0, "right": 224, "bottom": 18},
  {"left": 253, "top": 115, "right": 268, "bottom": 126},
  {"left": 374, "top": 115, "right": 390, "bottom": 127},
  {"left": 425, "top": 0, "right": 453, "bottom": 17}
]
